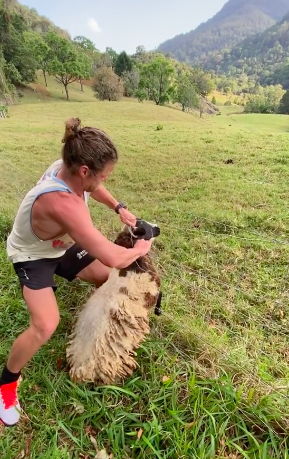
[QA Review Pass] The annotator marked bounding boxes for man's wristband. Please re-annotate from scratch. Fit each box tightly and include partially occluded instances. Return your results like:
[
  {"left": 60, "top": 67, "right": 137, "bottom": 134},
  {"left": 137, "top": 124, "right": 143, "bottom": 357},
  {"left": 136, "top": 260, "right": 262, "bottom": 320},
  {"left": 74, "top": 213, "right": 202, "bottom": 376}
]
[{"left": 114, "top": 202, "right": 127, "bottom": 214}]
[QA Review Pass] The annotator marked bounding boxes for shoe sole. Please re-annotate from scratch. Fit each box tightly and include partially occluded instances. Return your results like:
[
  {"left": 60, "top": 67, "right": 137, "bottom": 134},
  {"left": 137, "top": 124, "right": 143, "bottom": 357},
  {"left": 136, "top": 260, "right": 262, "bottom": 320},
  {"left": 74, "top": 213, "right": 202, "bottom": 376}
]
[{"left": 0, "top": 418, "right": 19, "bottom": 427}]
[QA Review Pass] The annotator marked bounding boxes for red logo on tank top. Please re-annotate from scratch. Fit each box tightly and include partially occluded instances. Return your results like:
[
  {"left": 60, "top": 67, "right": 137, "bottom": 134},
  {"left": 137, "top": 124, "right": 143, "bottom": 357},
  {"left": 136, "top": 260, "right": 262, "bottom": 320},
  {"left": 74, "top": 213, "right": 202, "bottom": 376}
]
[
  {"left": 52, "top": 240, "right": 64, "bottom": 248},
  {"left": 52, "top": 240, "right": 74, "bottom": 249}
]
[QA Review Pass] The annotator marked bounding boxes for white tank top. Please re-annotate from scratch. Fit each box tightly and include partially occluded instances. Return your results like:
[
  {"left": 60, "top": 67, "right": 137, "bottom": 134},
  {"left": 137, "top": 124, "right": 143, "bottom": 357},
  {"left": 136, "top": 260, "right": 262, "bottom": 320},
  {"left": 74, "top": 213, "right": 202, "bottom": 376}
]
[{"left": 7, "top": 159, "right": 90, "bottom": 263}]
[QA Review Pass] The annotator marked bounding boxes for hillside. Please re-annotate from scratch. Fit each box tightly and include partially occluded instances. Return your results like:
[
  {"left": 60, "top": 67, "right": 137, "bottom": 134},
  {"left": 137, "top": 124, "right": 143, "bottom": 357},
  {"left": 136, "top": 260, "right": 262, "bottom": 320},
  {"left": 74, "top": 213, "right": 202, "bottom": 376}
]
[
  {"left": 158, "top": 0, "right": 289, "bottom": 64},
  {"left": 203, "top": 12, "right": 289, "bottom": 89},
  {"left": 4, "top": 0, "right": 69, "bottom": 38}
]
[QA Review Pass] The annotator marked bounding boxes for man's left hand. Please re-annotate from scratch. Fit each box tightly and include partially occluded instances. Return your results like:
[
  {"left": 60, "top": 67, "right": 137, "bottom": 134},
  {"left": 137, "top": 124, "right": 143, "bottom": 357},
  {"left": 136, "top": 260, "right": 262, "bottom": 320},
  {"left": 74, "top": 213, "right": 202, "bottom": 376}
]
[{"left": 119, "top": 208, "right": 137, "bottom": 228}]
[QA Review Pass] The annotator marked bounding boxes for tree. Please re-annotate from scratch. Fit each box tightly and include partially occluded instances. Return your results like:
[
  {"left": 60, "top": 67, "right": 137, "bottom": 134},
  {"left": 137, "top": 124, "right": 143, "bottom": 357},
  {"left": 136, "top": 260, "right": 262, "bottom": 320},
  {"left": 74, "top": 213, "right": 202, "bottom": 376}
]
[
  {"left": 76, "top": 51, "right": 92, "bottom": 92},
  {"left": 46, "top": 32, "right": 91, "bottom": 101},
  {"left": 73, "top": 36, "right": 97, "bottom": 53},
  {"left": 199, "top": 97, "right": 206, "bottom": 118},
  {"left": 245, "top": 85, "right": 285, "bottom": 114},
  {"left": 24, "top": 31, "right": 51, "bottom": 86},
  {"left": 105, "top": 47, "right": 118, "bottom": 69},
  {"left": 190, "top": 69, "right": 215, "bottom": 97},
  {"left": 0, "top": 2, "right": 37, "bottom": 85},
  {"left": 93, "top": 52, "right": 113, "bottom": 71},
  {"left": 114, "top": 51, "right": 132, "bottom": 77},
  {"left": 174, "top": 74, "right": 198, "bottom": 111},
  {"left": 92, "top": 67, "right": 124, "bottom": 101},
  {"left": 278, "top": 90, "right": 289, "bottom": 114},
  {"left": 73, "top": 36, "right": 97, "bottom": 90},
  {"left": 0, "top": 48, "right": 14, "bottom": 105},
  {"left": 122, "top": 68, "right": 140, "bottom": 97},
  {"left": 139, "top": 54, "right": 175, "bottom": 105}
]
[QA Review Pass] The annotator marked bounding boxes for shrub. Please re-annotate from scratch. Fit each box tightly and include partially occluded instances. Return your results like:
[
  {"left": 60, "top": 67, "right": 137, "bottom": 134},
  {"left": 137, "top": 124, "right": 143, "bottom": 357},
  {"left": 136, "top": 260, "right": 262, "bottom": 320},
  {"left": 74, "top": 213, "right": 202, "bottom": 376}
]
[{"left": 92, "top": 67, "right": 124, "bottom": 101}]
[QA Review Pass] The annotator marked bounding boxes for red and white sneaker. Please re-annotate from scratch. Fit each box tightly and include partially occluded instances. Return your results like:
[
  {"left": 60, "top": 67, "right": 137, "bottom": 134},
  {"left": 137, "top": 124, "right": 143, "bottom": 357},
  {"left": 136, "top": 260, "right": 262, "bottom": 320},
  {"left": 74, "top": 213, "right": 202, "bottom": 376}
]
[{"left": 0, "top": 382, "right": 21, "bottom": 426}]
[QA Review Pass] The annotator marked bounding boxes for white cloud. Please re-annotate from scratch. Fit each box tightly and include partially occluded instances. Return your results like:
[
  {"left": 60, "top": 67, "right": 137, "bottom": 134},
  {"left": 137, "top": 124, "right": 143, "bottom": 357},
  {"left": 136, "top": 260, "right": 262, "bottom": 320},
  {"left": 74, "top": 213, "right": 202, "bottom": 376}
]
[{"left": 87, "top": 17, "right": 102, "bottom": 33}]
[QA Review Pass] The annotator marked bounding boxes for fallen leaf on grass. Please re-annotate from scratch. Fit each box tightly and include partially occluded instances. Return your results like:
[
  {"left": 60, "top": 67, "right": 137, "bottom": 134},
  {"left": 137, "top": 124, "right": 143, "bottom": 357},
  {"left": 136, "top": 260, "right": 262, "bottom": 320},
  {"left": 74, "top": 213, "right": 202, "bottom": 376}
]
[
  {"left": 94, "top": 450, "right": 112, "bottom": 459},
  {"left": 185, "top": 422, "right": 196, "bottom": 429},
  {"left": 90, "top": 436, "right": 98, "bottom": 450},
  {"left": 84, "top": 425, "right": 97, "bottom": 436},
  {"left": 24, "top": 434, "right": 33, "bottom": 457},
  {"left": 56, "top": 357, "right": 63, "bottom": 371},
  {"left": 137, "top": 428, "right": 143, "bottom": 439},
  {"left": 72, "top": 401, "right": 85, "bottom": 414},
  {"left": 32, "top": 385, "right": 41, "bottom": 392},
  {"left": 90, "top": 436, "right": 113, "bottom": 458},
  {"left": 162, "top": 376, "right": 170, "bottom": 383}
]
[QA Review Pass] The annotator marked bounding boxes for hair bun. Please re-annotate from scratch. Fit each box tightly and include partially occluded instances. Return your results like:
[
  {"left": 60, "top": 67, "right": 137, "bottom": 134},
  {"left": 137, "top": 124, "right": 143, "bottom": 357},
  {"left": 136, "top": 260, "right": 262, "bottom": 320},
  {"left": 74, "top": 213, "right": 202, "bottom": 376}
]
[{"left": 62, "top": 118, "right": 82, "bottom": 143}]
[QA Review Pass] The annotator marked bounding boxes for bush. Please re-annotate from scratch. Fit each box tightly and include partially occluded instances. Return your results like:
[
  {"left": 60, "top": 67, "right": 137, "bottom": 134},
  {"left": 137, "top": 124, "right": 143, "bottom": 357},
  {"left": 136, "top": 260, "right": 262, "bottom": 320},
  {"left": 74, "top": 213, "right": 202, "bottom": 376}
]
[
  {"left": 278, "top": 90, "right": 289, "bottom": 114},
  {"left": 211, "top": 96, "right": 217, "bottom": 105},
  {"left": 136, "top": 89, "right": 146, "bottom": 103},
  {"left": 224, "top": 100, "right": 232, "bottom": 106},
  {"left": 0, "top": 104, "right": 8, "bottom": 117},
  {"left": 92, "top": 67, "right": 124, "bottom": 101},
  {"left": 245, "top": 85, "right": 285, "bottom": 114}
]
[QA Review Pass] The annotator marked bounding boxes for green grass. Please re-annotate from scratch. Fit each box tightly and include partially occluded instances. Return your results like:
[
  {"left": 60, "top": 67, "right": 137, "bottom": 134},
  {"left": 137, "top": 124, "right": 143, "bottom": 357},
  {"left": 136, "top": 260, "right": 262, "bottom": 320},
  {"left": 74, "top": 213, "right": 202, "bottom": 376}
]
[{"left": 1, "top": 78, "right": 289, "bottom": 457}]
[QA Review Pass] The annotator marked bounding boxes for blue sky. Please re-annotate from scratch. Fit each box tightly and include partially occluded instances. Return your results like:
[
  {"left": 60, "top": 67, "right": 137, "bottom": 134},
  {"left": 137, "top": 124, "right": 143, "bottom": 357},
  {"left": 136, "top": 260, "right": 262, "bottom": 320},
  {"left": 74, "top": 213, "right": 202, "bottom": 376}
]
[{"left": 21, "top": 0, "right": 227, "bottom": 54}]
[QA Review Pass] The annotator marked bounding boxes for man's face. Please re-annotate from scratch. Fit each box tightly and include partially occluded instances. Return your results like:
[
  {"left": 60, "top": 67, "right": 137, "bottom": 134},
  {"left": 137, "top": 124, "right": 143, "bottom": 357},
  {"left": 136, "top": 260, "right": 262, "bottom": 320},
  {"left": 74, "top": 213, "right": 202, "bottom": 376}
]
[{"left": 79, "top": 162, "right": 115, "bottom": 193}]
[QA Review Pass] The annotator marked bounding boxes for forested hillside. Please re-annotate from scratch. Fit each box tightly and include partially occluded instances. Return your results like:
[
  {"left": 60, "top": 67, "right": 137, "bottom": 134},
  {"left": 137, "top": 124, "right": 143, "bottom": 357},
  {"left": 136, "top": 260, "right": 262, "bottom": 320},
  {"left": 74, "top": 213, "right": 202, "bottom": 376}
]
[
  {"left": 204, "top": 12, "right": 289, "bottom": 89},
  {"left": 0, "top": 0, "right": 218, "bottom": 116},
  {"left": 158, "top": 0, "right": 289, "bottom": 65},
  {"left": 0, "top": 0, "right": 71, "bottom": 104}
]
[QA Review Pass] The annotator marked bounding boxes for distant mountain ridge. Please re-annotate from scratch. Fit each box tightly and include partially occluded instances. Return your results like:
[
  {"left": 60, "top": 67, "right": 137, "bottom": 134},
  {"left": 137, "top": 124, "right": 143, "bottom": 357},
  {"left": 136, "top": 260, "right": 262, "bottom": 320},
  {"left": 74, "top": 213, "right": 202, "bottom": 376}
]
[
  {"left": 158, "top": 0, "right": 289, "bottom": 64},
  {"left": 203, "top": 11, "right": 289, "bottom": 89}
]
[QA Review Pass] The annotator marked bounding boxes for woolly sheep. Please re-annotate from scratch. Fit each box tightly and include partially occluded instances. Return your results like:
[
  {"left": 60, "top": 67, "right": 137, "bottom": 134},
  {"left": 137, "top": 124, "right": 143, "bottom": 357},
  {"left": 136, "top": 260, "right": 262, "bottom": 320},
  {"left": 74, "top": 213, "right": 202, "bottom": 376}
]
[{"left": 66, "top": 226, "right": 161, "bottom": 385}]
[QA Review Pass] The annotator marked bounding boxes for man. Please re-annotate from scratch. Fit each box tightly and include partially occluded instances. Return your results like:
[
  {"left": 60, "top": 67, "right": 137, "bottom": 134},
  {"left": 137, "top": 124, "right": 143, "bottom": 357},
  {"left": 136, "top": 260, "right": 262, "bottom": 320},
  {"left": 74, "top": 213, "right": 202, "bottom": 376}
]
[{"left": 0, "top": 117, "right": 153, "bottom": 426}]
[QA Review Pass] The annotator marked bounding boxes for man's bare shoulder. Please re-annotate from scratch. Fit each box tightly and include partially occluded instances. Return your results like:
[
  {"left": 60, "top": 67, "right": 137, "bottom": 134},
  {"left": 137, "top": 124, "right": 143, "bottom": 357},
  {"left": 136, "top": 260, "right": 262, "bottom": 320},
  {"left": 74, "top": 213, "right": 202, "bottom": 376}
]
[
  {"left": 35, "top": 191, "right": 88, "bottom": 218},
  {"left": 37, "top": 191, "right": 83, "bottom": 206}
]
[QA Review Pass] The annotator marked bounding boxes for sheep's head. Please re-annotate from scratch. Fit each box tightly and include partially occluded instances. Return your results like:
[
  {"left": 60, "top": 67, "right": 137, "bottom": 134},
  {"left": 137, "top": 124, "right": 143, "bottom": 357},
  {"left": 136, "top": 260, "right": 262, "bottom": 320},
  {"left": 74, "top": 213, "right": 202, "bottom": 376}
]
[
  {"left": 114, "top": 224, "right": 160, "bottom": 286},
  {"left": 114, "top": 226, "right": 137, "bottom": 249},
  {"left": 114, "top": 220, "right": 160, "bottom": 247}
]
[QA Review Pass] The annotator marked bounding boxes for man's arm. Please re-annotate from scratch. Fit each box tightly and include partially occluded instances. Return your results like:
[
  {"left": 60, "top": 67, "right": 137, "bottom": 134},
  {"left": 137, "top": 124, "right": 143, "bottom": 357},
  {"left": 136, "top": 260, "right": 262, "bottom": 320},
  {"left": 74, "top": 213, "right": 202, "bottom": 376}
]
[
  {"left": 90, "top": 185, "right": 118, "bottom": 210},
  {"left": 91, "top": 185, "right": 137, "bottom": 227},
  {"left": 46, "top": 192, "right": 151, "bottom": 269}
]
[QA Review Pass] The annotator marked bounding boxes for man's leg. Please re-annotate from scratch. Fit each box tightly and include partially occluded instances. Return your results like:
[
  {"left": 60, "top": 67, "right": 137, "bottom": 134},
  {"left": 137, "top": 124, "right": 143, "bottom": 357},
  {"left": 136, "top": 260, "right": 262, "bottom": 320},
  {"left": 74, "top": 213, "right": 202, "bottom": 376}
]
[
  {"left": 0, "top": 287, "right": 60, "bottom": 426},
  {"left": 7, "top": 287, "right": 60, "bottom": 372}
]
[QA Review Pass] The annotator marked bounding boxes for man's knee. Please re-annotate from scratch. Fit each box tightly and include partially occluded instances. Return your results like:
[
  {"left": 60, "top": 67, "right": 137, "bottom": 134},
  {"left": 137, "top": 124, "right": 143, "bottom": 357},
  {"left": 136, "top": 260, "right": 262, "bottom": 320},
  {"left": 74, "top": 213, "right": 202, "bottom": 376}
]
[{"left": 32, "top": 313, "right": 60, "bottom": 344}]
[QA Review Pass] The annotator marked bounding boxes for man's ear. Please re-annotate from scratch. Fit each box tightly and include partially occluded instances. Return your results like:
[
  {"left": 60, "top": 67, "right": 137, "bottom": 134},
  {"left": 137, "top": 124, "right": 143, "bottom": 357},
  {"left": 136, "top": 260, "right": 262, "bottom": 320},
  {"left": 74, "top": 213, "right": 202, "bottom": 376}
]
[{"left": 79, "top": 165, "right": 89, "bottom": 178}]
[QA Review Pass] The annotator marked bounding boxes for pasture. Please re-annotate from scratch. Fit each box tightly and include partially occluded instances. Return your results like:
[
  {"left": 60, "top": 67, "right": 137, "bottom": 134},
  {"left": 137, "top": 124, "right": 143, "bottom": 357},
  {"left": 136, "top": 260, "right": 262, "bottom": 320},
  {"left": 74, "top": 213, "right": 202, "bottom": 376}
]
[{"left": 1, "top": 80, "right": 289, "bottom": 458}]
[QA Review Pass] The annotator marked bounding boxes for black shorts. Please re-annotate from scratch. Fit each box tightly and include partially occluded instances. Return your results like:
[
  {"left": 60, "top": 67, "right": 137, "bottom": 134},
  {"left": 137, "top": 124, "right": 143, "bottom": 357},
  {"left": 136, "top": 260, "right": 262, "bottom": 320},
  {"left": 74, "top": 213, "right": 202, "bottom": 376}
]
[{"left": 13, "top": 244, "right": 95, "bottom": 291}]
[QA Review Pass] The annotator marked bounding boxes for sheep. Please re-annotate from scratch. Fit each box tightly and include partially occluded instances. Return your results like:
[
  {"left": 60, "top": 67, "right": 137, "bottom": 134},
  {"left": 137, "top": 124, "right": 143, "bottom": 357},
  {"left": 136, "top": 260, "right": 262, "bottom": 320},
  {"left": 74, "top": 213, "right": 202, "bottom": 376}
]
[{"left": 66, "top": 225, "right": 161, "bottom": 385}]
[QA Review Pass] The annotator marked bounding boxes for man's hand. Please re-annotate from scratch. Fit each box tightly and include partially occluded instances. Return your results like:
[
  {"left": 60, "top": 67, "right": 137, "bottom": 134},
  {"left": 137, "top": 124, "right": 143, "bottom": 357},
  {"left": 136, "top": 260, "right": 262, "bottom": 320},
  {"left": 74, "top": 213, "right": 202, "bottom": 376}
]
[
  {"left": 134, "top": 238, "right": 153, "bottom": 256},
  {"left": 119, "top": 207, "right": 137, "bottom": 228}
]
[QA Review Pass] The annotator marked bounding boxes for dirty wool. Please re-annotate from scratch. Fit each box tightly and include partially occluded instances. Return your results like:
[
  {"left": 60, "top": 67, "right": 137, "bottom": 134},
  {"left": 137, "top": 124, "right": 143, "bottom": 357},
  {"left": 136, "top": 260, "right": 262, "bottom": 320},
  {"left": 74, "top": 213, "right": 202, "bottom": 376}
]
[{"left": 66, "top": 228, "right": 161, "bottom": 385}]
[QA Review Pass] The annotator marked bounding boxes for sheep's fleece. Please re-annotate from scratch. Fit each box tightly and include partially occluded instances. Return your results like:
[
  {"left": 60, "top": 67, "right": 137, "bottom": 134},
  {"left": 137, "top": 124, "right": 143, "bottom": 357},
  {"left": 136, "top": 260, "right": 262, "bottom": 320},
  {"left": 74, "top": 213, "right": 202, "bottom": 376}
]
[{"left": 66, "top": 227, "right": 161, "bottom": 385}]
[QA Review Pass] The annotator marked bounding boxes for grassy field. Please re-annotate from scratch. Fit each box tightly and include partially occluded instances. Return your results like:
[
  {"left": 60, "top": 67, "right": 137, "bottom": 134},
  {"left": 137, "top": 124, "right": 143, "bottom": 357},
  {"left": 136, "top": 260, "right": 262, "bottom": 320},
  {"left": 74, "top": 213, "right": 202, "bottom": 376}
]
[{"left": 1, "top": 78, "right": 289, "bottom": 458}]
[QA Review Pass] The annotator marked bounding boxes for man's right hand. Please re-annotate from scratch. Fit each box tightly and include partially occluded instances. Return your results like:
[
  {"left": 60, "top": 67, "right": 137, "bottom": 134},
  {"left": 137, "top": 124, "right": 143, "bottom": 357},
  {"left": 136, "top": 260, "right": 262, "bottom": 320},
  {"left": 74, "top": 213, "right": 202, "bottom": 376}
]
[{"left": 134, "top": 238, "right": 153, "bottom": 257}]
